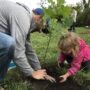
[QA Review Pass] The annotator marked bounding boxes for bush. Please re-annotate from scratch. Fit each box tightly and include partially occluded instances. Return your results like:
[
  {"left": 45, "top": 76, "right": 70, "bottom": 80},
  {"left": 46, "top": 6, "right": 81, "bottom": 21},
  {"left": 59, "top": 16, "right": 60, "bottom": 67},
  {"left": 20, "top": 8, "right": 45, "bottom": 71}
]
[{"left": 76, "top": 8, "right": 90, "bottom": 26}]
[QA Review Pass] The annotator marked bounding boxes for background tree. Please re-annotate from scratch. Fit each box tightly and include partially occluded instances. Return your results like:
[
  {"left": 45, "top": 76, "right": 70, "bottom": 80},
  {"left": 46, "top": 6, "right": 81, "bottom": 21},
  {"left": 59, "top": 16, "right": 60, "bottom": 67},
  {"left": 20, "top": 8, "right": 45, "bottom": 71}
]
[
  {"left": 40, "top": 0, "right": 71, "bottom": 32},
  {"left": 41, "top": 0, "right": 71, "bottom": 22},
  {"left": 76, "top": 0, "right": 90, "bottom": 26}
]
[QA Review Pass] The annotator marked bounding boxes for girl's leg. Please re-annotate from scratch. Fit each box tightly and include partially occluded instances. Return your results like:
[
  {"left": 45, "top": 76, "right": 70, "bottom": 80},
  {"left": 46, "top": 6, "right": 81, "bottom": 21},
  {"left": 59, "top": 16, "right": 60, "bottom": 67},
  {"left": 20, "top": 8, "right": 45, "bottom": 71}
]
[
  {"left": 82, "top": 61, "right": 90, "bottom": 71},
  {"left": 0, "top": 32, "right": 15, "bottom": 81},
  {"left": 59, "top": 55, "right": 73, "bottom": 68},
  {"left": 66, "top": 55, "right": 73, "bottom": 64}
]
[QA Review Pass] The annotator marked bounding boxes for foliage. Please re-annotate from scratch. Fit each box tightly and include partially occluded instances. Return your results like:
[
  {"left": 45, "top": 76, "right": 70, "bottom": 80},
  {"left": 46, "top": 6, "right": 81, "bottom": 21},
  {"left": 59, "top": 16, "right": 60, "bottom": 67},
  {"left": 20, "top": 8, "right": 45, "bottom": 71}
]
[
  {"left": 76, "top": 0, "right": 90, "bottom": 26},
  {"left": 76, "top": 7, "right": 90, "bottom": 26},
  {"left": 82, "top": 0, "right": 90, "bottom": 9},
  {"left": 41, "top": 0, "right": 71, "bottom": 25}
]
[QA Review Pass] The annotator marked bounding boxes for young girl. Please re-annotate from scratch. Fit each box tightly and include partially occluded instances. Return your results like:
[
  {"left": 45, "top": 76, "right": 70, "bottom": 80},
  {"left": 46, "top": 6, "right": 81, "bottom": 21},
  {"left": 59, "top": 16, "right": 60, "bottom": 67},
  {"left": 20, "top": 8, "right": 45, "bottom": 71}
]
[{"left": 58, "top": 32, "right": 90, "bottom": 83}]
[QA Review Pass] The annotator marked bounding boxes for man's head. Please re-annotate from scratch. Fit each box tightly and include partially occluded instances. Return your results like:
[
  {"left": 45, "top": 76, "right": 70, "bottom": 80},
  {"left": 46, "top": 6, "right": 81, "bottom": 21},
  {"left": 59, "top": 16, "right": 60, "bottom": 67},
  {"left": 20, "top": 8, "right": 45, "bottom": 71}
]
[
  {"left": 31, "top": 17, "right": 50, "bottom": 34},
  {"left": 32, "top": 9, "right": 50, "bottom": 34},
  {"left": 32, "top": 8, "right": 44, "bottom": 25}
]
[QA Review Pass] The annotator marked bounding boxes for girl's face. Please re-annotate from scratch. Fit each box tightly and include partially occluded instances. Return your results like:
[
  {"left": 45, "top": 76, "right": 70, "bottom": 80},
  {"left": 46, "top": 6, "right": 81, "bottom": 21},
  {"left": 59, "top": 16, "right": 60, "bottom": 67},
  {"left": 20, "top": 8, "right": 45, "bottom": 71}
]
[{"left": 62, "top": 48, "right": 72, "bottom": 55}]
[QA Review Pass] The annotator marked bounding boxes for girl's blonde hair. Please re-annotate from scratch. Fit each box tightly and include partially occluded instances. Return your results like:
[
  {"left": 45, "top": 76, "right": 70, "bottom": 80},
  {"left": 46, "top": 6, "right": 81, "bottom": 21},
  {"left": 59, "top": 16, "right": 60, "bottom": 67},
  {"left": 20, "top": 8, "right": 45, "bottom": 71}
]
[{"left": 58, "top": 32, "right": 80, "bottom": 57}]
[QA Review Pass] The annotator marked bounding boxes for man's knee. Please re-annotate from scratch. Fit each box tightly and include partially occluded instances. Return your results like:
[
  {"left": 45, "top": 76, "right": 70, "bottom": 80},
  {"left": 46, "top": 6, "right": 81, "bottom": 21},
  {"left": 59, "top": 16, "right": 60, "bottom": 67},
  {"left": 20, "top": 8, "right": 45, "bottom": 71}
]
[
  {"left": 0, "top": 32, "right": 15, "bottom": 50},
  {"left": 0, "top": 33, "right": 15, "bottom": 57},
  {"left": 7, "top": 37, "right": 15, "bottom": 59},
  {"left": 6, "top": 36, "right": 15, "bottom": 47}
]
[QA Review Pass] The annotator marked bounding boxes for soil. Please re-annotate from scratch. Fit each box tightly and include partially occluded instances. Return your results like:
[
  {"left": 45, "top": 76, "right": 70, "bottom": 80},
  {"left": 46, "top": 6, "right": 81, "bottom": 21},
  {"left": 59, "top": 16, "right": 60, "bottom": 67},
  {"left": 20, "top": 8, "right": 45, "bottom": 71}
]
[
  {"left": 27, "top": 66, "right": 87, "bottom": 90},
  {"left": 29, "top": 79, "right": 82, "bottom": 90}
]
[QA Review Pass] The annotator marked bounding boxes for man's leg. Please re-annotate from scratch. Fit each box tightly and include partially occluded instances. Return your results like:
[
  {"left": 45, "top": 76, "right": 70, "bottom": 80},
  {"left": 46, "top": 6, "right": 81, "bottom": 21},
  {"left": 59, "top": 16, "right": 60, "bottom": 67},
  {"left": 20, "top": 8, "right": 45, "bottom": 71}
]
[
  {"left": 72, "top": 22, "right": 76, "bottom": 32},
  {"left": 0, "top": 32, "right": 15, "bottom": 81}
]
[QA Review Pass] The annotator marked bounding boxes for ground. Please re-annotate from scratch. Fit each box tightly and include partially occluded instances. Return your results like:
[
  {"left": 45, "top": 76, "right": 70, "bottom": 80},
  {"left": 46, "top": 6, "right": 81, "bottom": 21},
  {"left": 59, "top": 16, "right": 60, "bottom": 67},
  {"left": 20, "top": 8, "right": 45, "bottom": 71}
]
[{"left": 3, "top": 27, "right": 90, "bottom": 90}]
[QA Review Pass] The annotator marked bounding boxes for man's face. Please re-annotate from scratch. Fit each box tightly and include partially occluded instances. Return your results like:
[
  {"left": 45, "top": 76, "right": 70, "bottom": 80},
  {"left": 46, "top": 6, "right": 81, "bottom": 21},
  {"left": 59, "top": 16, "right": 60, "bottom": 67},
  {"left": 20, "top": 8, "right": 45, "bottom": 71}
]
[
  {"left": 32, "top": 15, "right": 43, "bottom": 33},
  {"left": 34, "top": 15, "right": 42, "bottom": 25}
]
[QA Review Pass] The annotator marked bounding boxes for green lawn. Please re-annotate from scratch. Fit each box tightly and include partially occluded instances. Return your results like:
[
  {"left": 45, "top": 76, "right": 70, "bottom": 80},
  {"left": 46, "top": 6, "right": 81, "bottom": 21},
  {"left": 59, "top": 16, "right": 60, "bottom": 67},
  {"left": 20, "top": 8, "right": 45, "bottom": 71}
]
[{"left": 4, "top": 27, "right": 90, "bottom": 90}]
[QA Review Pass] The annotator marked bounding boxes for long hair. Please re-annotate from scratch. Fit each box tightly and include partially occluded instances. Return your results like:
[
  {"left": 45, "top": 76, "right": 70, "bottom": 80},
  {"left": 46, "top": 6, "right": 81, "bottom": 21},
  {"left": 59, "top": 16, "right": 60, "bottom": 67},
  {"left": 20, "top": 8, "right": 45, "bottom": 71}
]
[{"left": 58, "top": 32, "right": 80, "bottom": 57}]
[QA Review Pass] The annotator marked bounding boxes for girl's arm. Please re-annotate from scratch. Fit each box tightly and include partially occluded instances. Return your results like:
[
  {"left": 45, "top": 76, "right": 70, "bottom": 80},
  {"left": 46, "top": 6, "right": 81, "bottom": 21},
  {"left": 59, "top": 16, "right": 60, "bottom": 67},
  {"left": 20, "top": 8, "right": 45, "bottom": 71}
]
[
  {"left": 57, "top": 53, "right": 66, "bottom": 64},
  {"left": 67, "top": 55, "right": 83, "bottom": 76},
  {"left": 59, "top": 55, "right": 83, "bottom": 83}
]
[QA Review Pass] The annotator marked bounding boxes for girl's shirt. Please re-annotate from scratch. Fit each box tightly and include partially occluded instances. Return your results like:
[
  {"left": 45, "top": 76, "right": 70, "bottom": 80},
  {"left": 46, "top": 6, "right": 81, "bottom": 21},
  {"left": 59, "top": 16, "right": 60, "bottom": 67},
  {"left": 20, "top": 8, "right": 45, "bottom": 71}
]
[{"left": 58, "top": 39, "right": 90, "bottom": 76}]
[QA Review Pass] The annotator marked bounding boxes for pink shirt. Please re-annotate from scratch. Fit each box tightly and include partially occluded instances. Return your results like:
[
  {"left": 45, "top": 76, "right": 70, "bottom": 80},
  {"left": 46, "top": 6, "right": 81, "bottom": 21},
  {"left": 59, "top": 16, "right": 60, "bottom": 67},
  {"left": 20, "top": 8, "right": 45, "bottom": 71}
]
[{"left": 58, "top": 39, "right": 90, "bottom": 76}]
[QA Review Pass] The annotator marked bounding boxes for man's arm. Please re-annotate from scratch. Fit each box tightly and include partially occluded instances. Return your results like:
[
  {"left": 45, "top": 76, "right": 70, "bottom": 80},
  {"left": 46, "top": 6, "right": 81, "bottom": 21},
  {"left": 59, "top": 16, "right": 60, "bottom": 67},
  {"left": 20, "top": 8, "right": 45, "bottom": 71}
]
[
  {"left": 8, "top": 12, "right": 35, "bottom": 76},
  {"left": 25, "top": 40, "right": 41, "bottom": 70},
  {"left": 8, "top": 10, "right": 47, "bottom": 80}
]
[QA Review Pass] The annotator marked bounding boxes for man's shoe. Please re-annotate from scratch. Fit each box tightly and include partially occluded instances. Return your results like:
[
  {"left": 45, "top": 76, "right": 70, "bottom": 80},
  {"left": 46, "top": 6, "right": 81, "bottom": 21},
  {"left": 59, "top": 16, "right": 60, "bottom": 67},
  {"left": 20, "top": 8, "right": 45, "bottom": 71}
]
[{"left": 0, "top": 86, "right": 4, "bottom": 90}]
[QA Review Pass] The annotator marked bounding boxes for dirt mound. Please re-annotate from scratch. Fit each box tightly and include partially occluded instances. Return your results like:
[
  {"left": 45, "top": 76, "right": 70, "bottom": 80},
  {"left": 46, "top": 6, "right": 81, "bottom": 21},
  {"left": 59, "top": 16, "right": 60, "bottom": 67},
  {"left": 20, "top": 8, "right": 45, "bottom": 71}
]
[
  {"left": 28, "top": 67, "right": 86, "bottom": 90},
  {"left": 29, "top": 79, "right": 81, "bottom": 90}
]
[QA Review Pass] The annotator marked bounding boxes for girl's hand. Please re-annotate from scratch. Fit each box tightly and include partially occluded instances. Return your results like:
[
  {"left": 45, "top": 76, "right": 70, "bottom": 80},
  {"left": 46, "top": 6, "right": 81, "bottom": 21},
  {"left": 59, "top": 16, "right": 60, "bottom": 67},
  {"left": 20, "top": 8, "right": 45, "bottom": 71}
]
[
  {"left": 59, "top": 75, "right": 67, "bottom": 83},
  {"left": 59, "top": 73, "right": 70, "bottom": 83}
]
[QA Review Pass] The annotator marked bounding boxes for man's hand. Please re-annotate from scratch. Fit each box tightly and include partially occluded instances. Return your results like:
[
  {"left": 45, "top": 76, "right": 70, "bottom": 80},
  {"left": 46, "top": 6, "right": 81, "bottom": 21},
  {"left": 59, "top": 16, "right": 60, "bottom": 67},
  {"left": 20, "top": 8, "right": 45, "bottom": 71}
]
[
  {"left": 44, "top": 75, "right": 56, "bottom": 83},
  {"left": 31, "top": 69, "right": 47, "bottom": 80}
]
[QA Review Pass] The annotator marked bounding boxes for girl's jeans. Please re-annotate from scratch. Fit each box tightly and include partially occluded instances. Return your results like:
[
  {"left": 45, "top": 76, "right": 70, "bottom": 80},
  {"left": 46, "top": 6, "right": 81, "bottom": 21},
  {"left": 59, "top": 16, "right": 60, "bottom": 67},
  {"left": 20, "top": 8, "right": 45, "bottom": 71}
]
[{"left": 0, "top": 32, "right": 15, "bottom": 81}]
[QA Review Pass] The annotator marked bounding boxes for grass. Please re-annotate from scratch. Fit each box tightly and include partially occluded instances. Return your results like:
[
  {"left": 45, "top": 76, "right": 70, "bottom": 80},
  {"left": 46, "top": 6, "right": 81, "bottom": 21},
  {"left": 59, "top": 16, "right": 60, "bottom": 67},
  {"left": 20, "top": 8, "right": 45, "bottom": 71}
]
[{"left": 3, "top": 27, "right": 90, "bottom": 90}]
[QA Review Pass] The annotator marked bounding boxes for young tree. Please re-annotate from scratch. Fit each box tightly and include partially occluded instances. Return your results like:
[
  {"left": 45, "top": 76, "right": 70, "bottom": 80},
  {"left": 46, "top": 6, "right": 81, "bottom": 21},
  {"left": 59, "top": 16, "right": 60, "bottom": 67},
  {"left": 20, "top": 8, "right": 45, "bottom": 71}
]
[{"left": 41, "top": 0, "right": 71, "bottom": 22}]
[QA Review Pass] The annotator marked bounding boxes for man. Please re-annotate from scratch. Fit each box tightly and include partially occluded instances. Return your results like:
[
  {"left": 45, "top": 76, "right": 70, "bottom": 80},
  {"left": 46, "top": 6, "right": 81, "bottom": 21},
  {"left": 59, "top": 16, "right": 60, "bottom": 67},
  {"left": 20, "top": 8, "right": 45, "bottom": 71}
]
[
  {"left": 0, "top": 0, "right": 55, "bottom": 83},
  {"left": 68, "top": 7, "right": 77, "bottom": 32}
]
